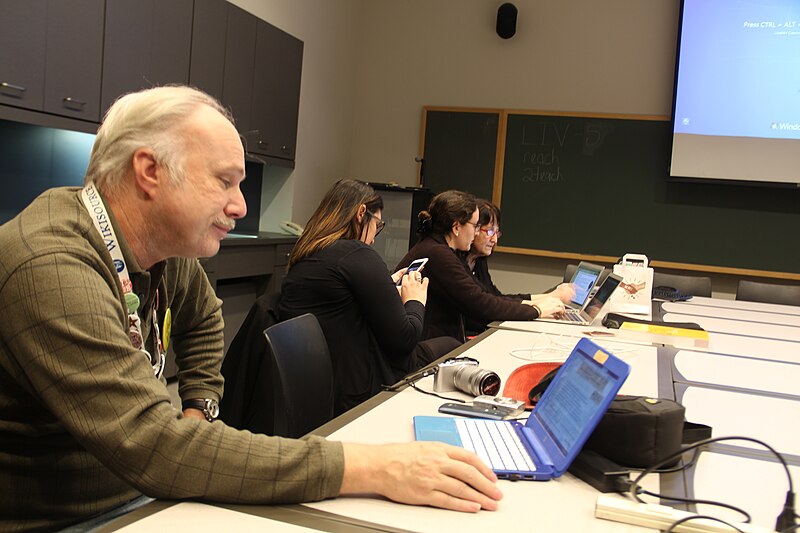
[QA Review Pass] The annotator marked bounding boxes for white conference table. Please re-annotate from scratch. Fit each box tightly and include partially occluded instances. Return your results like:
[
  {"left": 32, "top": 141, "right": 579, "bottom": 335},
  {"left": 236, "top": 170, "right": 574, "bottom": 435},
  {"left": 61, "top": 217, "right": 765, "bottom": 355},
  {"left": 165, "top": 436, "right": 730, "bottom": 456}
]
[
  {"left": 301, "top": 328, "right": 661, "bottom": 533},
  {"left": 671, "top": 296, "right": 800, "bottom": 317},
  {"left": 102, "top": 297, "right": 797, "bottom": 532},
  {"left": 662, "top": 299, "right": 800, "bottom": 342},
  {"left": 659, "top": 299, "right": 800, "bottom": 459},
  {"left": 493, "top": 297, "right": 800, "bottom": 531},
  {"left": 101, "top": 328, "right": 662, "bottom": 533}
]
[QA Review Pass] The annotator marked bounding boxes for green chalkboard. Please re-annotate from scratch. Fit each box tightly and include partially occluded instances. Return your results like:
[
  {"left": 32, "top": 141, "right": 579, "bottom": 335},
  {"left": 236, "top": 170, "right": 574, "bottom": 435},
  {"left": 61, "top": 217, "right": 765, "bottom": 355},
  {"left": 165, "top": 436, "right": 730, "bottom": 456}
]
[
  {"left": 421, "top": 109, "right": 498, "bottom": 200},
  {"left": 499, "top": 113, "right": 800, "bottom": 276}
]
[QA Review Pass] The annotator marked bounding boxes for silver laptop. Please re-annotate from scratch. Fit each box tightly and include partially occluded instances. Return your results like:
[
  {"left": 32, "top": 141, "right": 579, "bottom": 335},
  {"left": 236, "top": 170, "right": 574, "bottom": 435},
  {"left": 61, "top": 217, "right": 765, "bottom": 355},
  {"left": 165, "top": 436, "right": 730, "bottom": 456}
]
[
  {"left": 543, "top": 272, "right": 623, "bottom": 326},
  {"left": 566, "top": 261, "right": 605, "bottom": 310}
]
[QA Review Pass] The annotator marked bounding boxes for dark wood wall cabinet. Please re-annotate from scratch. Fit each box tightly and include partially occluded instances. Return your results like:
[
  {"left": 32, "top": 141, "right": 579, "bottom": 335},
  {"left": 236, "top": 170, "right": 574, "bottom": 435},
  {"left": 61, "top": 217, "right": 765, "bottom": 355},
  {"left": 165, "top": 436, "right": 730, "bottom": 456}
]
[
  {"left": 0, "top": 0, "right": 105, "bottom": 122},
  {"left": 0, "top": 0, "right": 303, "bottom": 165},
  {"left": 102, "top": 0, "right": 194, "bottom": 114}
]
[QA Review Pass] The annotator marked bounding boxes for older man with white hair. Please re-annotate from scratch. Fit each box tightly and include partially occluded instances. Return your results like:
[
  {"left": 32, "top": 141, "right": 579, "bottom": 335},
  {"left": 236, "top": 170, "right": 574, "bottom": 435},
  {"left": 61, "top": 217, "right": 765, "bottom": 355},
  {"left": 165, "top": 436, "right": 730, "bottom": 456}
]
[{"left": 0, "top": 86, "right": 501, "bottom": 532}]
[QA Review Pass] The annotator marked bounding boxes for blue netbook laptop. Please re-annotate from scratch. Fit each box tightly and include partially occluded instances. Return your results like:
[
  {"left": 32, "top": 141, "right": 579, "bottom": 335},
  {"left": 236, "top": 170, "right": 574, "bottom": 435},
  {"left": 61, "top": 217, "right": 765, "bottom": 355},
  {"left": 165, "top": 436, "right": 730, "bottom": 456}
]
[{"left": 414, "top": 338, "right": 630, "bottom": 481}]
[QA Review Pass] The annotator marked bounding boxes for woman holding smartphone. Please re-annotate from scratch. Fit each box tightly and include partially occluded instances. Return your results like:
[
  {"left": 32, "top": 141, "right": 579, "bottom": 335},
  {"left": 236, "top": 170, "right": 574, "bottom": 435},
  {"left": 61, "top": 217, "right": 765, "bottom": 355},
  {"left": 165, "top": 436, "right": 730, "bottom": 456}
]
[
  {"left": 397, "top": 190, "right": 565, "bottom": 341},
  {"left": 279, "top": 180, "right": 460, "bottom": 415}
]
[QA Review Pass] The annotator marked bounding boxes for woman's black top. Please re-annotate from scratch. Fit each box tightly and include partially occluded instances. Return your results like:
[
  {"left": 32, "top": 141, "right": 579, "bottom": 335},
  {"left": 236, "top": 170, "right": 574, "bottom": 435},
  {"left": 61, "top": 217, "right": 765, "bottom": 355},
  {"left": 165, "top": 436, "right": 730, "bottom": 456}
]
[
  {"left": 396, "top": 235, "right": 538, "bottom": 342},
  {"left": 464, "top": 255, "right": 529, "bottom": 336},
  {"left": 279, "top": 240, "right": 425, "bottom": 415}
]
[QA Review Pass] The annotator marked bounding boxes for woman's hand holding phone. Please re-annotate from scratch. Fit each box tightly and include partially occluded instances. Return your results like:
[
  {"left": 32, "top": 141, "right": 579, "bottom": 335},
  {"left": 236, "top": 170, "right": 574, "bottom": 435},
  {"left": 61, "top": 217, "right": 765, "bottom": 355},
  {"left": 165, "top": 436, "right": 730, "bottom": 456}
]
[
  {"left": 400, "top": 271, "right": 428, "bottom": 306},
  {"left": 391, "top": 267, "right": 408, "bottom": 286}
]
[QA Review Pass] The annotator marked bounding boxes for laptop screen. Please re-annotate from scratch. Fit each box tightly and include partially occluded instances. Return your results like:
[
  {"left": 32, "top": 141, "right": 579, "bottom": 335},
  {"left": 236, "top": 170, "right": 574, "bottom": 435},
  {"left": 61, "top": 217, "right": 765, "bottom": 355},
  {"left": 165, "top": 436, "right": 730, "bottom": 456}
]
[
  {"left": 583, "top": 273, "right": 623, "bottom": 319},
  {"left": 532, "top": 352, "right": 618, "bottom": 455},
  {"left": 569, "top": 264, "right": 602, "bottom": 306}
]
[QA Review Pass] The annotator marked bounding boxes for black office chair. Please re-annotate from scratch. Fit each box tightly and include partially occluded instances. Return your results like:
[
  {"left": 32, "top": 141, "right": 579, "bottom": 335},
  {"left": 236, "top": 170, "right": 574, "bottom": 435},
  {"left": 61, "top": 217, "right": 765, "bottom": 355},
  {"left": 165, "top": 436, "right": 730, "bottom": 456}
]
[
  {"left": 563, "top": 263, "right": 611, "bottom": 284},
  {"left": 652, "top": 272, "right": 712, "bottom": 298},
  {"left": 263, "top": 313, "right": 334, "bottom": 438},
  {"left": 219, "top": 290, "right": 283, "bottom": 434},
  {"left": 735, "top": 280, "right": 800, "bottom": 306}
]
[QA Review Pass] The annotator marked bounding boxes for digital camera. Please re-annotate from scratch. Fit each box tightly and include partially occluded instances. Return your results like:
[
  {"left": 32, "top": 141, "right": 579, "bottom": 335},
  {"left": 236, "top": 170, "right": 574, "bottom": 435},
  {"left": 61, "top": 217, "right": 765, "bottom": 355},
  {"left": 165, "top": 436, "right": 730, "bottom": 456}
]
[
  {"left": 472, "top": 395, "right": 526, "bottom": 417},
  {"left": 433, "top": 358, "right": 501, "bottom": 396}
]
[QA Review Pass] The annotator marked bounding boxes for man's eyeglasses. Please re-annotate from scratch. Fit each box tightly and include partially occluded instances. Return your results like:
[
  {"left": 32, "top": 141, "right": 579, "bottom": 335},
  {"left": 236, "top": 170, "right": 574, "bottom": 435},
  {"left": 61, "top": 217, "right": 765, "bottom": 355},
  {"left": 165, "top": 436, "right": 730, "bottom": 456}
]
[
  {"left": 480, "top": 227, "right": 502, "bottom": 238},
  {"left": 367, "top": 211, "right": 385, "bottom": 236}
]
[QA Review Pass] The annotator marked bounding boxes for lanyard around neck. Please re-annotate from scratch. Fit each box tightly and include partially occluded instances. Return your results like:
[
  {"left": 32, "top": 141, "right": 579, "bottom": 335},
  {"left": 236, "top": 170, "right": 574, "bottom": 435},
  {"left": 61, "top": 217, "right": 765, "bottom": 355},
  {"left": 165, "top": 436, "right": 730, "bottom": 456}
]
[{"left": 80, "top": 183, "right": 164, "bottom": 378}]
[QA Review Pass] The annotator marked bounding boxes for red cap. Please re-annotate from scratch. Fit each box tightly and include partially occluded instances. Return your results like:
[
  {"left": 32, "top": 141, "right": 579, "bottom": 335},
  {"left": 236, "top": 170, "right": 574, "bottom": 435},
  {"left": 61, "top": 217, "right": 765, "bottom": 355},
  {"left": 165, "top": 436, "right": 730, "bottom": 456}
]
[{"left": 502, "top": 362, "right": 562, "bottom": 409}]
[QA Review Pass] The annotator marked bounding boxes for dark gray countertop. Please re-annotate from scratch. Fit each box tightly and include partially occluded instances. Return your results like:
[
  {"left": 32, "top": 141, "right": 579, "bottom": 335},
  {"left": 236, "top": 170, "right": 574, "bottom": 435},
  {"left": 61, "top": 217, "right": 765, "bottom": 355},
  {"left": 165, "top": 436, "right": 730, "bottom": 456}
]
[{"left": 220, "top": 231, "right": 298, "bottom": 247}]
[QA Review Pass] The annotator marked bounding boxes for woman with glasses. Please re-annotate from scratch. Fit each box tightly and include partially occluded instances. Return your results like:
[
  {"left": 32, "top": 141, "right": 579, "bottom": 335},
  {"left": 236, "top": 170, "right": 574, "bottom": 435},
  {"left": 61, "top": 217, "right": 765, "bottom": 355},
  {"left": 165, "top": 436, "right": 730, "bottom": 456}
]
[
  {"left": 279, "top": 180, "right": 460, "bottom": 415},
  {"left": 397, "top": 190, "right": 565, "bottom": 342},
  {"left": 463, "top": 199, "right": 574, "bottom": 335}
]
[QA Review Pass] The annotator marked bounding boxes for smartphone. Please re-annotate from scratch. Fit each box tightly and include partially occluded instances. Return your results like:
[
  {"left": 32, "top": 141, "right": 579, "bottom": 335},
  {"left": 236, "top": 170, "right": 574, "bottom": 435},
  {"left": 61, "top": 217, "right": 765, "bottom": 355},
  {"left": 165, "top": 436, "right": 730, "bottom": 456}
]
[
  {"left": 437, "top": 402, "right": 507, "bottom": 420},
  {"left": 397, "top": 257, "right": 428, "bottom": 286}
]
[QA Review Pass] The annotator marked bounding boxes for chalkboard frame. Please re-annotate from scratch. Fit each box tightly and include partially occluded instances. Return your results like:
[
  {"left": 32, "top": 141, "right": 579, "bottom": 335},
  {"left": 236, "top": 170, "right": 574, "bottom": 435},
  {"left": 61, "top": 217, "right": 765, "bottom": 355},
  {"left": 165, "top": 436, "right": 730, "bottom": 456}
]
[{"left": 421, "top": 107, "right": 800, "bottom": 281}]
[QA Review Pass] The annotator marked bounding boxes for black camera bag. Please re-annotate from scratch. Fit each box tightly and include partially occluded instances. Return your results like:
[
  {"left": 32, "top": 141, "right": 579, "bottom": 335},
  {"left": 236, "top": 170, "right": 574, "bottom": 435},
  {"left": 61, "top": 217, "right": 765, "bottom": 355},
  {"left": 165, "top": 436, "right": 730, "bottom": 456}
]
[{"left": 583, "top": 395, "right": 686, "bottom": 468}]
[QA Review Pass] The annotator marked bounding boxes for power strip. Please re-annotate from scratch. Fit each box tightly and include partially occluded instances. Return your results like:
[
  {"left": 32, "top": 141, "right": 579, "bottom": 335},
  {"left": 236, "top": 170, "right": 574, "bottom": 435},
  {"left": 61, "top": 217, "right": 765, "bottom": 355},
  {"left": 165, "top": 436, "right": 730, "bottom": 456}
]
[{"left": 595, "top": 494, "right": 773, "bottom": 533}]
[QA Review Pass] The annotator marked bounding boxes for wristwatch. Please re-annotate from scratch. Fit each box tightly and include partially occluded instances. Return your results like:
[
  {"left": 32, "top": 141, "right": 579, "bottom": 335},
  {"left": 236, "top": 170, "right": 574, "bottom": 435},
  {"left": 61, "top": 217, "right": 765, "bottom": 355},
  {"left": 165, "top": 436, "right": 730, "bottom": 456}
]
[{"left": 182, "top": 398, "right": 220, "bottom": 422}]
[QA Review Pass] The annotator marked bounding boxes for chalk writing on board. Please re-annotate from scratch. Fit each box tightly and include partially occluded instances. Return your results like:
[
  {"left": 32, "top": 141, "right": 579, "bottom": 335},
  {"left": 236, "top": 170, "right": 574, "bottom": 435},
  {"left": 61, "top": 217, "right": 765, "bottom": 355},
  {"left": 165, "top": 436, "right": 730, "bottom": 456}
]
[
  {"left": 521, "top": 148, "right": 563, "bottom": 183},
  {"left": 520, "top": 120, "right": 614, "bottom": 154},
  {"left": 522, "top": 121, "right": 569, "bottom": 147},
  {"left": 580, "top": 122, "right": 614, "bottom": 155}
]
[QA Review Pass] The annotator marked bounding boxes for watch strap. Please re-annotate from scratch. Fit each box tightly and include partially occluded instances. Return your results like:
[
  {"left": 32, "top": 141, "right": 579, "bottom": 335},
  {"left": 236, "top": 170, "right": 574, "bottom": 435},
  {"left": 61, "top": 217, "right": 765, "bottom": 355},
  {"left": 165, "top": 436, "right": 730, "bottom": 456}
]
[{"left": 181, "top": 398, "right": 219, "bottom": 421}]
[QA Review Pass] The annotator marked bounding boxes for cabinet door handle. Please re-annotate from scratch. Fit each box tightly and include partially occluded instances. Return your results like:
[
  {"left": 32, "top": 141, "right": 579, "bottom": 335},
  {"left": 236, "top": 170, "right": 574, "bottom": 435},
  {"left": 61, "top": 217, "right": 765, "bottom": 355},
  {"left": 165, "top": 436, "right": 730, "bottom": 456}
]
[
  {"left": 63, "top": 97, "right": 86, "bottom": 108},
  {"left": 1, "top": 82, "right": 27, "bottom": 94},
  {"left": 281, "top": 145, "right": 289, "bottom": 153},
  {"left": 258, "top": 140, "right": 268, "bottom": 147}
]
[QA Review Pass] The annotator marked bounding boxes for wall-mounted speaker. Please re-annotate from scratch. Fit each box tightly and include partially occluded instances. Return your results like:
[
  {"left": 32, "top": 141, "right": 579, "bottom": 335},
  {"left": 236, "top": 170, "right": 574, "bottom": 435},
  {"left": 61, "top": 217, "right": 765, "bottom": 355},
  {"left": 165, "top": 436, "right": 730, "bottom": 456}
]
[{"left": 496, "top": 3, "right": 518, "bottom": 39}]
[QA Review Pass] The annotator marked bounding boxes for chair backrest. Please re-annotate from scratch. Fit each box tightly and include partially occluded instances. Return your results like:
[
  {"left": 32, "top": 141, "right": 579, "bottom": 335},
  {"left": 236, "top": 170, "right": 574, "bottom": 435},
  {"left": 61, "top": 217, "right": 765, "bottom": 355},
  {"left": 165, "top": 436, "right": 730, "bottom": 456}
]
[
  {"left": 263, "top": 313, "right": 334, "bottom": 438},
  {"left": 736, "top": 280, "right": 800, "bottom": 306},
  {"left": 652, "top": 272, "right": 712, "bottom": 297}
]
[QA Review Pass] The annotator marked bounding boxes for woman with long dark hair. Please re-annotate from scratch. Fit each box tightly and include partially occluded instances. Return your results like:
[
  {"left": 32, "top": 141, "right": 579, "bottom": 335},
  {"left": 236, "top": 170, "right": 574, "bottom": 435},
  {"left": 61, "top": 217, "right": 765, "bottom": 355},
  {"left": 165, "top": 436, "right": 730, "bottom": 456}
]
[
  {"left": 397, "top": 190, "right": 565, "bottom": 341},
  {"left": 279, "top": 180, "right": 459, "bottom": 415}
]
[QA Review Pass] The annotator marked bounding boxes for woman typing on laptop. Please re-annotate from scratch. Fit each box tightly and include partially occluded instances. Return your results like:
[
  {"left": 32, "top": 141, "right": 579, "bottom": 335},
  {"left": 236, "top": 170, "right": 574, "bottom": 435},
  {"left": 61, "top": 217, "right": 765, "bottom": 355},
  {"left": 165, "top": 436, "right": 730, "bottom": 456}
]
[
  {"left": 396, "top": 190, "right": 566, "bottom": 342},
  {"left": 463, "top": 199, "right": 574, "bottom": 335}
]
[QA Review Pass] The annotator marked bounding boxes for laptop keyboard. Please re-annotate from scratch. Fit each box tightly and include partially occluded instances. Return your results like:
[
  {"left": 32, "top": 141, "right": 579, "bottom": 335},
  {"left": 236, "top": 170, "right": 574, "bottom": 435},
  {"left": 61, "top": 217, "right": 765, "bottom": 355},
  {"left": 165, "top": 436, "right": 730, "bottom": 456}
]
[
  {"left": 455, "top": 418, "right": 537, "bottom": 472},
  {"left": 559, "top": 309, "right": 584, "bottom": 323}
]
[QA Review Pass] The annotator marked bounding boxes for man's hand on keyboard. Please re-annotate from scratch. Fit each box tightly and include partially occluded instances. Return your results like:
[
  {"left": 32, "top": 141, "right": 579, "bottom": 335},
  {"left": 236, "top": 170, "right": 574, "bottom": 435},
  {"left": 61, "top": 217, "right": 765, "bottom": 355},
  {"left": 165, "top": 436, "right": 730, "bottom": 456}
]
[{"left": 340, "top": 441, "right": 503, "bottom": 512}]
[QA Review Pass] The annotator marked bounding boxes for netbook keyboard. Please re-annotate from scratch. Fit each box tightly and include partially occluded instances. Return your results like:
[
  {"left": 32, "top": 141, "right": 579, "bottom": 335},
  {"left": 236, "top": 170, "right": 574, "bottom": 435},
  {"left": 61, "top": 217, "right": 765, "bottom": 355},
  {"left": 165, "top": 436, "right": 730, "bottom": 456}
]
[{"left": 455, "top": 418, "right": 537, "bottom": 472}]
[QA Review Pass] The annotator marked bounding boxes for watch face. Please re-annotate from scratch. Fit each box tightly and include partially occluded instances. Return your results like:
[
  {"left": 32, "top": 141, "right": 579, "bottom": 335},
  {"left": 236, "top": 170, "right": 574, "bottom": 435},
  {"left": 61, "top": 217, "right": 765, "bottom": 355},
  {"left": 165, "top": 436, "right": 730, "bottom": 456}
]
[{"left": 207, "top": 399, "right": 220, "bottom": 420}]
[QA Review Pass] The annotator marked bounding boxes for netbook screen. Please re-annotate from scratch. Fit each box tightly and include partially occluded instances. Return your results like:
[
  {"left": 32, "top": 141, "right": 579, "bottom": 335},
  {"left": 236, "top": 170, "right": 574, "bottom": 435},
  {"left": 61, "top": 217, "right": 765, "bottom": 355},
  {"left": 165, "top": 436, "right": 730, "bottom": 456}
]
[{"left": 533, "top": 354, "right": 616, "bottom": 455}]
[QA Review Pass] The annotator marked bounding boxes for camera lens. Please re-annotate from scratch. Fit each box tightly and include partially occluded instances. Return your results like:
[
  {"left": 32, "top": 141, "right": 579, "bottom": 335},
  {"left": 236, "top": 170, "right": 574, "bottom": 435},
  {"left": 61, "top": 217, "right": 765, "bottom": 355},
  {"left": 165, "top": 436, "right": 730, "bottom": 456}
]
[{"left": 453, "top": 365, "right": 501, "bottom": 396}]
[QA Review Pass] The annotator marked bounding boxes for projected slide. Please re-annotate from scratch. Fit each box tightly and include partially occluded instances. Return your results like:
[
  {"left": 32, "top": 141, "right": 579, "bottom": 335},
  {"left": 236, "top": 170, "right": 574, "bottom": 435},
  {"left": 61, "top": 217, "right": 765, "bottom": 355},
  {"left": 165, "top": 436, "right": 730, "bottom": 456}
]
[{"left": 674, "top": 0, "right": 800, "bottom": 140}]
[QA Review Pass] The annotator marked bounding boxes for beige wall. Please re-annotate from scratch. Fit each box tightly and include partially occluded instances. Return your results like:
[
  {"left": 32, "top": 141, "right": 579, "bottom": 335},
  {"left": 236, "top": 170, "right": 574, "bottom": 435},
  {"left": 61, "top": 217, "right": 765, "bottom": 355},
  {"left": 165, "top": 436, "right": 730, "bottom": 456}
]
[
  {"left": 348, "top": 0, "right": 680, "bottom": 183},
  {"left": 232, "top": 0, "right": 751, "bottom": 298}
]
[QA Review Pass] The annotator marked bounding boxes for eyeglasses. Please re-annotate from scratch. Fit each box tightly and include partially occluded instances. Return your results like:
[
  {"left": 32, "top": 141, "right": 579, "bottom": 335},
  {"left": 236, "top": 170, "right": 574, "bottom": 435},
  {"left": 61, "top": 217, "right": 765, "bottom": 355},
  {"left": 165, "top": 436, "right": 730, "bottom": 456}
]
[
  {"left": 367, "top": 211, "right": 385, "bottom": 236},
  {"left": 480, "top": 227, "right": 502, "bottom": 238},
  {"left": 465, "top": 220, "right": 480, "bottom": 231}
]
